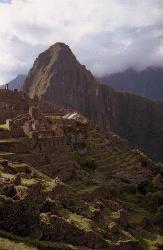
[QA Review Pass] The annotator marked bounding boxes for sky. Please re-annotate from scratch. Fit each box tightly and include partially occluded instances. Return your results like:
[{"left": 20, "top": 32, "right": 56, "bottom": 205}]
[{"left": 0, "top": 0, "right": 163, "bottom": 84}]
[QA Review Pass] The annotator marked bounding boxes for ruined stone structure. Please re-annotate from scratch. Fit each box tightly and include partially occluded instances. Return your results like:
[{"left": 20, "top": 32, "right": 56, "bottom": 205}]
[
  {"left": 0, "top": 89, "right": 29, "bottom": 123},
  {"left": 5, "top": 84, "right": 9, "bottom": 90},
  {"left": 0, "top": 87, "right": 88, "bottom": 157},
  {"left": 4, "top": 106, "right": 74, "bottom": 154}
]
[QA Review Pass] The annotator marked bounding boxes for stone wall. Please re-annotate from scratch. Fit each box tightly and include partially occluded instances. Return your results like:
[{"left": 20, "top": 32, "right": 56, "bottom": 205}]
[
  {"left": 0, "top": 140, "right": 29, "bottom": 154},
  {"left": 0, "top": 110, "right": 25, "bottom": 123},
  {"left": 0, "top": 129, "right": 12, "bottom": 139},
  {"left": 32, "top": 136, "right": 66, "bottom": 153}
]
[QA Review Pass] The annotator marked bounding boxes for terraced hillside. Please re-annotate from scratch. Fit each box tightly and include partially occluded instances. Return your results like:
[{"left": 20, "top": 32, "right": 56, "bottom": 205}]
[{"left": 0, "top": 113, "right": 163, "bottom": 250}]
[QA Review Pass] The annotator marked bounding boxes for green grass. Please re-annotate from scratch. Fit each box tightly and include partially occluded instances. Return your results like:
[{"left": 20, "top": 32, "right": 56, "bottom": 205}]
[
  {"left": 21, "top": 178, "right": 38, "bottom": 186},
  {"left": 43, "top": 180, "right": 57, "bottom": 192},
  {"left": 10, "top": 162, "right": 30, "bottom": 172},
  {"left": 47, "top": 115, "right": 62, "bottom": 120},
  {"left": 0, "top": 124, "right": 9, "bottom": 130},
  {"left": 10, "top": 162, "right": 29, "bottom": 168},
  {"left": 68, "top": 212, "right": 92, "bottom": 231},
  {"left": 139, "top": 235, "right": 163, "bottom": 250},
  {"left": 0, "top": 159, "right": 56, "bottom": 192},
  {"left": 59, "top": 209, "right": 92, "bottom": 232},
  {"left": 0, "top": 237, "right": 37, "bottom": 250},
  {"left": 0, "top": 231, "right": 88, "bottom": 250},
  {"left": 0, "top": 172, "right": 15, "bottom": 180}
]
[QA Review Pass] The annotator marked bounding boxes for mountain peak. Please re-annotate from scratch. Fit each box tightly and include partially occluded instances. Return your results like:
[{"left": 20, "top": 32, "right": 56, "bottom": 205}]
[
  {"left": 50, "top": 42, "right": 70, "bottom": 50},
  {"left": 49, "top": 42, "right": 72, "bottom": 54},
  {"left": 23, "top": 42, "right": 95, "bottom": 98},
  {"left": 49, "top": 42, "right": 77, "bottom": 64}
]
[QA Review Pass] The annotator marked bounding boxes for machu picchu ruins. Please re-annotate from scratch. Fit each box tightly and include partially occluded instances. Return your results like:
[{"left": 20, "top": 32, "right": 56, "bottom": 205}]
[
  {"left": 0, "top": 80, "right": 162, "bottom": 250},
  {"left": 0, "top": 0, "right": 163, "bottom": 248}
]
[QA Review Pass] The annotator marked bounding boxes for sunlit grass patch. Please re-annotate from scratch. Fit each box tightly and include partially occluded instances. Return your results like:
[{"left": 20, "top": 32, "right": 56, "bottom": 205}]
[
  {"left": 139, "top": 235, "right": 163, "bottom": 250},
  {"left": 0, "top": 123, "right": 9, "bottom": 130},
  {"left": 0, "top": 236, "right": 37, "bottom": 250},
  {"left": 59, "top": 209, "right": 92, "bottom": 232}
]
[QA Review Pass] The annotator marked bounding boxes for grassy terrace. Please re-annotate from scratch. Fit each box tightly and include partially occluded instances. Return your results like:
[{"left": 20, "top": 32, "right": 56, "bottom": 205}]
[
  {"left": 46, "top": 115, "right": 62, "bottom": 120},
  {"left": 0, "top": 236, "right": 37, "bottom": 250},
  {"left": 0, "top": 123, "right": 9, "bottom": 130},
  {"left": 0, "top": 231, "right": 90, "bottom": 250},
  {"left": 0, "top": 152, "right": 15, "bottom": 156},
  {"left": 0, "top": 139, "right": 19, "bottom": 143}
]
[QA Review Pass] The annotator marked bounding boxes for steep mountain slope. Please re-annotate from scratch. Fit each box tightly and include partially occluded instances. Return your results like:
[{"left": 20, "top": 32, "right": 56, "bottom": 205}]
[
  {"left": 23, "top": 43, "right": 163, "bottom": 161},
  {"left": 98, "top": 68, "right": 163, "bottom": 101},
  {"left": 0, "top": 74, "right": 26, "bottom": 90}
]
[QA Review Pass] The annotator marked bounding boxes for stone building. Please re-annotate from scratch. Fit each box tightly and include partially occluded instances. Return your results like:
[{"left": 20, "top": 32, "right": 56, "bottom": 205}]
[
  {"left": 4, "top": 106, "right": 66, "bottom": 153},
  {"left": 10, "top": 106, "right": 64, "bottom": 139}
]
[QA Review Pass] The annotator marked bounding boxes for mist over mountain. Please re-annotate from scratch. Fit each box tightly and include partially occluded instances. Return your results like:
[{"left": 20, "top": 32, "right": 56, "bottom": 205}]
[
  {"left": 23, "top": 42, "right": 163, "bottom": 161},
  {"left": 98, "top": 67, "right": 163, "bottom": 102}
]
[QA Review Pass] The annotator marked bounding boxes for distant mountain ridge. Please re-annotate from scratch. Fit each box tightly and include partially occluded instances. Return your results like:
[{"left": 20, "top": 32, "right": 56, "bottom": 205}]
[
  {"left": 98, "top": 67, "right": 163, "bottom": 101},
  {"left": 0, "top": 74, "right": 26, "bottom": 90},
  {"left": 3, "top": 67, "right": 163, "bottom": 102},
  {"left": 23, "top": 42, "right": 163, "bottom": 161}
]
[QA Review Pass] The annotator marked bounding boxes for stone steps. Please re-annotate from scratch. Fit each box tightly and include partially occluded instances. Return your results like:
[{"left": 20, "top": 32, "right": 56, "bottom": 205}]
[
  {"left": 97, "top": 163, "right": 121, "bottom": 172},
  {"left": 55, "top": 160, "right": 74, "bottom": 167},
  {"left": 95, "top": 151, "right": 130, "bottom": 165},
  {"left": 0, "top": 151, "right": 15, "bottom": 159},
  {"left": 96, "top": 153, "right": 138, "bottom": 169},
  {"left": 91, "top": 151, "right": 110, "bottom": 160},
  {"left": 88, "top": 140, "right": 108, "bottom": 146},
  {"left": 0, "top": 138, "right": 19, "bottom": 143},
  {"left": 89, "top": 148, "right": 109, "bottom": 153},
  {"left": 88, "top": 144, "right": 108, "bottom": 151},
  {"left": 86, "top": 137, "right": 105, "bottom": 143},
  {"left": 96, "top": 156, "right": 119, "bottom": 166}
]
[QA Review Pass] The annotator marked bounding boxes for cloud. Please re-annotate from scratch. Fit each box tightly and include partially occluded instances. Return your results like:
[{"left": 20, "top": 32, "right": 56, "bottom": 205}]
[{"left": 0, "top": 0, "right": 162, "bottom": 83}]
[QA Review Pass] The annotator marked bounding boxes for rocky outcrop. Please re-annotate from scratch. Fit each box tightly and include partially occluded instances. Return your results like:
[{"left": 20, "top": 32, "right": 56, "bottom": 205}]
[
  {"left": 0, "top": 182, "right": 44, "bottom": 236},
  {"left": 23, "top": 42, "right": 163, "bottom": 161}
]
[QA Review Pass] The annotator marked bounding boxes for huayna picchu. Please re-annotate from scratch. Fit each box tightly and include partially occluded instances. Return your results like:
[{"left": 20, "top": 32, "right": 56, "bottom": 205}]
[{"left": 0, "top": 85, "right": 162, "bottom": 249}]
